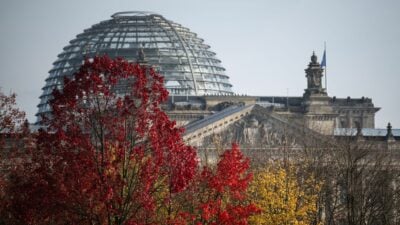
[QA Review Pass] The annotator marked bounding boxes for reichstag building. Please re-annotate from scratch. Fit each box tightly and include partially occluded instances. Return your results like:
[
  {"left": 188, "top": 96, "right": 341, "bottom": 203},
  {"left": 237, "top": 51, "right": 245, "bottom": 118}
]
[{"left": 36, "top": 11, "right": 399, "bottom": 150}]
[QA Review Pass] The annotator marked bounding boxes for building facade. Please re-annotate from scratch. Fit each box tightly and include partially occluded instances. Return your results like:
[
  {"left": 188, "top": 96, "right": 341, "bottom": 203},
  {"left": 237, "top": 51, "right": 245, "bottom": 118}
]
[{"left": 29, "top": 11, "right": 400, "bottom": 225}]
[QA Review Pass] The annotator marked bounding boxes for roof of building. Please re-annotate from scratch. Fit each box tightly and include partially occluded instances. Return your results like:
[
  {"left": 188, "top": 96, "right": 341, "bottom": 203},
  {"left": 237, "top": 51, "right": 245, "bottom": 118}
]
[{"left": 334, "top": 128, "right": 400, "bottom": 137}]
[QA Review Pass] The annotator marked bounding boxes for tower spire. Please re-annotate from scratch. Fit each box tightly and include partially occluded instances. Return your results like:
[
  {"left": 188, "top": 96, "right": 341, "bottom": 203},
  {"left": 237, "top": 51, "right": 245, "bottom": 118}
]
[{"left": 311, "top": 51, "right": 317, "bottom": 63}]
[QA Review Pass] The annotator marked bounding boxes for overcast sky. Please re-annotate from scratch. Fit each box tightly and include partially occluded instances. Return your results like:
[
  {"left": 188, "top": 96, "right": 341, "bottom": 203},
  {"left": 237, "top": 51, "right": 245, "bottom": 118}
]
[{"left": 0, "top": 0, "right": 399, "bottom": 128}]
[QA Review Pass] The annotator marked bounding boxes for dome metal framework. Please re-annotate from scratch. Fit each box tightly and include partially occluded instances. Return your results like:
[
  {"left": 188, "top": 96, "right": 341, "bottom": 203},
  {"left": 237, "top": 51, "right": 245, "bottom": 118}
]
[{"left": 37, "top": 11, "right": 234, "bottom": 118}]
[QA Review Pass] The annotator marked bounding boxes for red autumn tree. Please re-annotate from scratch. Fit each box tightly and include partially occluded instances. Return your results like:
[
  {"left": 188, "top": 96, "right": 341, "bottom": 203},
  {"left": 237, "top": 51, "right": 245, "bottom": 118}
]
[
  {"left": 2, "top": 56, "right": 198, "bottom": 225},
  {"left": 0, "top": 90, "right": 27, "bottom": 207},
  {"left": 186, "top": 143, "right": 260, "bottom": 225},
  {"left": 1, "top": 56, "right": 258, "bottom": 225},
  {"left": 0, "top": 90, "right": 26, "bottom": 135}
]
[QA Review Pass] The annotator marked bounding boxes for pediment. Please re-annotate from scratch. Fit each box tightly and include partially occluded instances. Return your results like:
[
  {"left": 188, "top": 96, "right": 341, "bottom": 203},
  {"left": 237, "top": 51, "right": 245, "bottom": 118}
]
[{"left": 189, "top": 105, "right": 324, "bottom": 149}]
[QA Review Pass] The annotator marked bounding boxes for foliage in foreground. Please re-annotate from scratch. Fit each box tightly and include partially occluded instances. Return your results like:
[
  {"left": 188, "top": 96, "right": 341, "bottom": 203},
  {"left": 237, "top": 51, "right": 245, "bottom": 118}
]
[
  {"left": 0, "top": 91, "right": 26, "bottom": 134},
  {"left": 0, "top": 90, "right": 29, "bottom": 221},
  {"left": 0, "top": 56, "right": 258, "bottom": 225},
  {"left": 248, "top": 162, "right": 321, "bottom": 225}
]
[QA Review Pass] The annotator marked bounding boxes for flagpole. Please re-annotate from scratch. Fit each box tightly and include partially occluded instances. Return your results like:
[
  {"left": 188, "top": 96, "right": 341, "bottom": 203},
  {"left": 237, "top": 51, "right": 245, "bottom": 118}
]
[{"left": 324, "top": 42, "right": 327, "bottom": 93}]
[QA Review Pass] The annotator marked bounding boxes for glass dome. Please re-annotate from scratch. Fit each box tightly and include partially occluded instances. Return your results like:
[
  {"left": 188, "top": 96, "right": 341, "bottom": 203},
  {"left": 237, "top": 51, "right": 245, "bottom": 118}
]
[{"left": 37, "top": 11, "right": 234, "bottom": 119}]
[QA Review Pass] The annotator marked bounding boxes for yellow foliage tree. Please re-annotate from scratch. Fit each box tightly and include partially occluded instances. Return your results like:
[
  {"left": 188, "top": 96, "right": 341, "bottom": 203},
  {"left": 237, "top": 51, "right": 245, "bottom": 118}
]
[{"left": 248, "top": 163, "right": 321, "bottom": 225}]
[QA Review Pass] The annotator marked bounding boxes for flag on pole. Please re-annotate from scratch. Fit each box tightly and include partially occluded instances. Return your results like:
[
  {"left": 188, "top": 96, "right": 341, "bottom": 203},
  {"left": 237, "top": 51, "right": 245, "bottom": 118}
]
[
  {"left": 321, "top": 48, "right": 326, "bottom": 68},
  {"left": 322, "top": 42, "right": 327, "bottom": 91}
]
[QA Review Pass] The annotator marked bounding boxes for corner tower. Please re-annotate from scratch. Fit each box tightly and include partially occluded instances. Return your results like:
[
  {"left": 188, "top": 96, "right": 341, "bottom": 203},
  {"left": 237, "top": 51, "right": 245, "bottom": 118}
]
[
  {"left": 302, "top": 52, "right": 336, "bottom": 134},
  {"left": 304, "top": 52, "right": 326, "bottom": 97}
]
